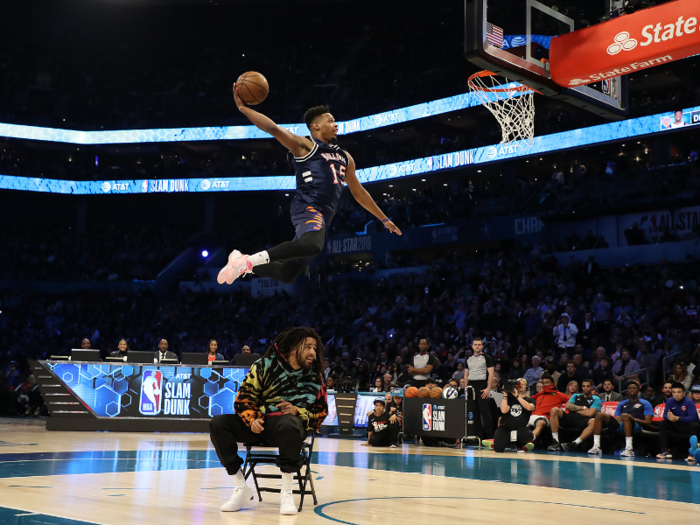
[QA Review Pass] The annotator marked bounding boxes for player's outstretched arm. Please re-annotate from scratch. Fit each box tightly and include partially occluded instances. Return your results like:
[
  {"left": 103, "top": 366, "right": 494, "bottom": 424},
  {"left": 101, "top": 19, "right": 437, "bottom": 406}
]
[
  {"left": 344, "top": 153, "right": 402, "bottom": 236},
  {"left": 234, "top": 83, "right": 313, "bottom": 157}
]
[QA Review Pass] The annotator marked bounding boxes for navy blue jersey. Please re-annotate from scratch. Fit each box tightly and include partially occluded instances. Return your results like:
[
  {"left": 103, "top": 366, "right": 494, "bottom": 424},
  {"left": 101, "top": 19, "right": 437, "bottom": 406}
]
[{"left": 290, "top": 136, "right": 349, "bottom": 221}]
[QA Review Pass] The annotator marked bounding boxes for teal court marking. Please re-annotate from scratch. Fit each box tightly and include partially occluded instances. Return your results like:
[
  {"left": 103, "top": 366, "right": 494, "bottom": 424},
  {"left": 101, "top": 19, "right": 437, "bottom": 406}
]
[
  {"left": 1, "top": 449, "right": 699, "bottom": 504},
  {"left": 314, "top": 497, "right": 645, "bottom": 525},
  {"left": 0, "top": 506, "right": 102, "bottom": 525}
]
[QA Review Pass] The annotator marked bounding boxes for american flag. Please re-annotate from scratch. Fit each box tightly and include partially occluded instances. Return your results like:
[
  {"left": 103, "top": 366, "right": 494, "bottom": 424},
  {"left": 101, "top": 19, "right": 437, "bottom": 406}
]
[{"left": 486, "top": 22, "right": 503, "bottom": 48}]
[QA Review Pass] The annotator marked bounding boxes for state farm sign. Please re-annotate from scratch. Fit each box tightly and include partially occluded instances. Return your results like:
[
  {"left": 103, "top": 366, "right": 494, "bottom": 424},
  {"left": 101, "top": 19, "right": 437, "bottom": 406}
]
[{"left": 550, "top": 0, "right": 700, "bottom": 87}]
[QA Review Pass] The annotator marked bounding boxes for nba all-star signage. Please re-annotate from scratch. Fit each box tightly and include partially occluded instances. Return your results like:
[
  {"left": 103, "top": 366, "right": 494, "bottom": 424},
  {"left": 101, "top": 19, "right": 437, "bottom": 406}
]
[
  {"left": 550, "top": 0, "right": 700, "bottom": 87},
  {"left": 403, "top": 398, "right": 466, "bottom": 438},
  {"left": 44, "top": 362, "right": 248, "bottom": 419}
]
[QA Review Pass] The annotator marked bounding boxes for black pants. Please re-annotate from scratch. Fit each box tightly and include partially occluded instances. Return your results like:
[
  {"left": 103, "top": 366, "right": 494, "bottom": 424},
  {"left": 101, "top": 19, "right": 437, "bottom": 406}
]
[
  {"left": 253, "top": 230, "right": 325, "bottom": 284},
  {"left": 470, "top": 380, "right": 494, "bottom": 439},
  {"left": 209, "top": 413, "right": 306, "bottom": 474},
  {"left": 658, "top": 419, "right": 700, "bottom": 451},
  {"left": 493, "top": 426, "right": 534, "bottom": 452},
  {"left": 369, "top": 421, "right": 400, "bottom": 447}
]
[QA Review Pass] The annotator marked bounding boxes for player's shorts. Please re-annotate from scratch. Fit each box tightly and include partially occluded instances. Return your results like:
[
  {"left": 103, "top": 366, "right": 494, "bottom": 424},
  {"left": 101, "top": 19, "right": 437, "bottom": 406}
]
[
  {"left": 560, "top": 413, "right": 592, "bottom": 432},
  {"left": 528, "top": 415, "right": 549, "bottom": 428},
  {"left": 607, "top": 417, "right": 643, "bottom": 434},
  {"left": 291, "top": 205, "right": 327, "bottom": 240}
]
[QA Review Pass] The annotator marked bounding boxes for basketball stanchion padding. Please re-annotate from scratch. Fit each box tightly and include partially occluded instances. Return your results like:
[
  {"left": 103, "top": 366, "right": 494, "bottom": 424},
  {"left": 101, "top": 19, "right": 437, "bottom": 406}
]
[{"left": 464, "top": 385, "right": 482, "bottom": 448}]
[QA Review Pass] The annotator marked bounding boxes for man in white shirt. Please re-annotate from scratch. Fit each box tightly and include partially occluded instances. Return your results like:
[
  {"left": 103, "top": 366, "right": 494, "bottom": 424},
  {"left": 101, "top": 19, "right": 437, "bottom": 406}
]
[{"left": 553, "top": 313, "right": 578, "bottom": 354}]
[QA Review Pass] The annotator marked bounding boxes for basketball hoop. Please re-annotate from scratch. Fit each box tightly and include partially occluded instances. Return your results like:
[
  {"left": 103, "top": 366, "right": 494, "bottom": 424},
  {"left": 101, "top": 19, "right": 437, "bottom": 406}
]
[{"left": 468, "top": 70, "right": 538, "bottom": 146}]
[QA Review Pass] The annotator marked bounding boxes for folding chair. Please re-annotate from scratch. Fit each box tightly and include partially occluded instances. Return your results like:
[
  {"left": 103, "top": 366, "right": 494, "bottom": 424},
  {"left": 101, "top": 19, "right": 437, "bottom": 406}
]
[{"left": 242, "top": 433, "right": 318, "bottom": 512}]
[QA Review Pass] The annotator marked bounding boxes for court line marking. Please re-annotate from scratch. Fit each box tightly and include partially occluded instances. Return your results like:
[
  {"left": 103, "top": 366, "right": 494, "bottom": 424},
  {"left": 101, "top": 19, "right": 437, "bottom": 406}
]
[
  {"left": 0, "top": 504, "right": 107, "bottom": 525},
  {"left": 313, "top": 496, "right": 645, "bottom": 525},
  {"left": 312, "top": 463, "right": 700, "bottom": 508}
]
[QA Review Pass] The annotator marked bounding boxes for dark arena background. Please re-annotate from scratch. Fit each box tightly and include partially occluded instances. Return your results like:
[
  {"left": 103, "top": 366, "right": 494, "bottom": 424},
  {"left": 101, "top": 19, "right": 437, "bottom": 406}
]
[{"left": 1, "top": 0, "right": 700, "bottom": 523}]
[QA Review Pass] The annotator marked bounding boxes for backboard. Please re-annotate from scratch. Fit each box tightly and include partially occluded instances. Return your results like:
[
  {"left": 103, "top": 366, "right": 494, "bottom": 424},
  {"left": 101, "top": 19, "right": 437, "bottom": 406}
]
[{"left": 465, "top": 0, "right": 629, "bottom": 118}]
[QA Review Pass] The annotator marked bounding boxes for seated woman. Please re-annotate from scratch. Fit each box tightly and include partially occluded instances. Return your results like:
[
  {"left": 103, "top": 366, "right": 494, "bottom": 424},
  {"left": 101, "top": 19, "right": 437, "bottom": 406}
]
[{"left": 207, "top": 339, "right": 225, "bottom": 364}]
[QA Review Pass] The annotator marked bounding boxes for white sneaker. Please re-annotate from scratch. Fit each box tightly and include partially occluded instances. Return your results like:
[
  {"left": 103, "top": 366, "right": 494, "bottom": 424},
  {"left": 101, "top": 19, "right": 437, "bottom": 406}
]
[
  {"left": 220, "top": 485, "right": 254, "bottom": 512},
  {"left": 280, "top": 489, "right": 297, "bottom": 515},
  {"left": 621, "top": 447, "right": 635, "bottom": 458},
  {"left": 217, "top": 250, "right": 252, "bottom": 284},
  {"left": 588, "top": 446, "right": 602, "bottom": 455}
]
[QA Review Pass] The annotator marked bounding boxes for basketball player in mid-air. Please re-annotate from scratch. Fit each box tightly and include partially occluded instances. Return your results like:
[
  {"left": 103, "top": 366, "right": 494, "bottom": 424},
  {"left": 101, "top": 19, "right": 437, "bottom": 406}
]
[{"left": 217, "top": 84, "right": 402, "bottom": 285}]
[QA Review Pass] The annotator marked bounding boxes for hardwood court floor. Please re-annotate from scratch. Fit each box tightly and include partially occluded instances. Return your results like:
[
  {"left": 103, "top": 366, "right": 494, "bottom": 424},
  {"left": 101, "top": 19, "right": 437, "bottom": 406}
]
[{"left": 0, "top": 419, "right": 699, "bottom": 525}]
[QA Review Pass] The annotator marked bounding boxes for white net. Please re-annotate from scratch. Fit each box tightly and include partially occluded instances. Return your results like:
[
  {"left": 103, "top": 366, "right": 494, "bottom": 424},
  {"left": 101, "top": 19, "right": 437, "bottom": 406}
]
[{"left": 468, "top": 71, "right": 536, "bottom": 146}]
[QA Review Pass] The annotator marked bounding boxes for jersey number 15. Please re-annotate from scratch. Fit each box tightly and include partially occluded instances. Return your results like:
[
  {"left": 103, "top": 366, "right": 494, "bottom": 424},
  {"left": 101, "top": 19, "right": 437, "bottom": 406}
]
[{"left": 330, "top": 164, "right": 346, "bottom": 185}]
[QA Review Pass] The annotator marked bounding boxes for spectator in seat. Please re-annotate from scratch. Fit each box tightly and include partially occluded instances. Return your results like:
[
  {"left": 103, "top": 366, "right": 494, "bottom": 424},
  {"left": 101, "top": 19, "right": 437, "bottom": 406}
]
[
  {"left": 483, "top": 378, "right": 535, "bottom": 452},
  {"left": 81, "top": 338, "right": 92, "bottom": 349},
  {"left": 566, "top": 380, "right": 580, "bottom": 395},
  {"left": 557, "top": 362, "right": 581, "bottom": 394},
  {"left": 656, "top": 382, "right": 700, "bottom": 460},
  {"left": 549, "top": 379, "right": 602, "bottom": 451},
  {"left": 670, "top": 362, "right": 692, "bottom": 391},
  {"left": 109, "top": 338, "right": 129, "bottom": 360},
  {"left": 370, "top": 377, "right": 384, "bottom": 392},
  {"left": 542, "top": 356, "right": 560, "bottom": 386},
  {"left": 578, "top": 313, "right": 597, "bottom": 350},
  {"left": 588, "top": 380, "right": 653, "bottom": 457},
  {"left": 690, "top": 384, "right": 700, "bottom": 407},
  {"left": 591, "top": 356, "right": 613, "bottom": 389},
  {"left": 599, "top": 379, "right": 623, "bottom": 402},
  {"left": 553, "top": 313, "right": 578, "bottom": 354},
  {"left": 572, "top": 353, "right": 590, "bottom": 379},
  {"left": 508, "top": 358, "right": 523, "bottom": 380},
  {"left": 523, "top": 356, "right": 543, "bottom": 390},
  {"left": 590, "top": 346, "right": 607, "bottom": 370},
  {"left": 612, "top": 349, "right": 640, "bottom": 390},
  {"left": 650, "top": 382, "right": 673, "bottom": 407},
  {"left": 241, "top": 346, "right": 252, "bottom": 354},
  {"left": 529, "top": 373, "right": 570, "bottom": 445}
]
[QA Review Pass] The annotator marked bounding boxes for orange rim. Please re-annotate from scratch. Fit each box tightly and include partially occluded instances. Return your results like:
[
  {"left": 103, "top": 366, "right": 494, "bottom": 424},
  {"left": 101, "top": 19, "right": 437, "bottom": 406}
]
[{"left": 468, "top": 70, "right": 541, "bottom": 95}]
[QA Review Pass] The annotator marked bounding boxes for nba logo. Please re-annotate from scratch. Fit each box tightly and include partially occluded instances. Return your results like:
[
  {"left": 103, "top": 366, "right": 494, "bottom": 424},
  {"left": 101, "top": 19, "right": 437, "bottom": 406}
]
[
  {"left": 422, "top": 403, "right": 432, "bottom": 431},
  {"left": 139, "top": 370, "right": 163, "bottom": 416}
]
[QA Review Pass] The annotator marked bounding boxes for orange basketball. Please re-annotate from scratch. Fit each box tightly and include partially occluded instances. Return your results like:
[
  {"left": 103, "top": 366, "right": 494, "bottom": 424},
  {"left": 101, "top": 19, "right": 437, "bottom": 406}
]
[
  {"left": 235, "top": 71, "right": 269, "bottom": 105},
  {"left": 430, "top": 387, "right": 443, "bottom": 398},
  {"left": 404, "top": 386, "right": 419, "bottom": 398},
  {"left": 417, "top": 387, "right": 431, "bottom": 398}
]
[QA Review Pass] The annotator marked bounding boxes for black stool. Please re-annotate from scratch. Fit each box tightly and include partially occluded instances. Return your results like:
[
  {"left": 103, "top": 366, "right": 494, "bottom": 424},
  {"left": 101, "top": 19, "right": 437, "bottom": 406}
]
[{"left": 242, "top": 434, "right": 318, "bottom": 512}]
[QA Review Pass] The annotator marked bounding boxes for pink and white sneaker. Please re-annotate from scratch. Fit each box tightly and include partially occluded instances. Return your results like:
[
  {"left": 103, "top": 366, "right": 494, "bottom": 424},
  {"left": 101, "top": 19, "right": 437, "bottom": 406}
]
[{"left": 217, "top": 250, "right": 252, "bottom": 284}]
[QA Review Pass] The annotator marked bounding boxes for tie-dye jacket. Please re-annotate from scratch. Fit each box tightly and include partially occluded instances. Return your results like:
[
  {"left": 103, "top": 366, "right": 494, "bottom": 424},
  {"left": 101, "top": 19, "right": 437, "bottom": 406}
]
[{"left": 234, "top": 348, "right": 328, "bottom": 432}]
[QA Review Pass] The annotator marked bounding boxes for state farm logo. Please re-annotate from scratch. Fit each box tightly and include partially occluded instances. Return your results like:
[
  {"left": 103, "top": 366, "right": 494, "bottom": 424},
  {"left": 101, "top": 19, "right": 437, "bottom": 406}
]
[
  {"left": 607, "top": 31, "right": 638, "bottom": 55},
  {"left": 568, "top": 79, "right": 585, "bottom": 86}
]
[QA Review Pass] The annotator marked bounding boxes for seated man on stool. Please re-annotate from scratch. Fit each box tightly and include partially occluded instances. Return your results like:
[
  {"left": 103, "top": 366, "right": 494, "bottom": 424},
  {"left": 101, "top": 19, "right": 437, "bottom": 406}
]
[
  {"left": 549, "top": 379, "right": 601, "bottom": 452},
  {"left": 484, "top": 378, "right": 536, "bottom": 452},
  {"left": 362, "top": 397, "right": 401, "bottom": 448},
  {"left": 587, "top": 379, "right": 652, "bottom": 457},
  {"left": 209, "top": 327, "right": 327, "bottom": 515}
]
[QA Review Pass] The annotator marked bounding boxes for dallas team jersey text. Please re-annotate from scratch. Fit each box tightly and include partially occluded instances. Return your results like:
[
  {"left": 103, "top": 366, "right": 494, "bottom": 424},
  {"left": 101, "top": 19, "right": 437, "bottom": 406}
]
[{"left": 290, "top": 136, "right": 349, "bottom": 234}]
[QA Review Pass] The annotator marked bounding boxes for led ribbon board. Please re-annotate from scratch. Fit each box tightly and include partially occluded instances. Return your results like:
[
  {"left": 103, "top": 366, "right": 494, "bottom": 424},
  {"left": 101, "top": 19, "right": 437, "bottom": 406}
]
[
  {"left": 1, "top": 106, "right": 698, "bottom": 194},
  {"left": 0, "top": 91, "right": 503, "bottom": 145}
]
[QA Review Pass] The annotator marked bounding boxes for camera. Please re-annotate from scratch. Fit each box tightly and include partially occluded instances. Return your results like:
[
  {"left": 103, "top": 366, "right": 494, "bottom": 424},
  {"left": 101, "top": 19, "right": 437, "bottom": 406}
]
[{"left": 503, "top": 380, "right": 520, "bottom": 394}]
